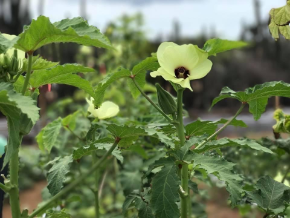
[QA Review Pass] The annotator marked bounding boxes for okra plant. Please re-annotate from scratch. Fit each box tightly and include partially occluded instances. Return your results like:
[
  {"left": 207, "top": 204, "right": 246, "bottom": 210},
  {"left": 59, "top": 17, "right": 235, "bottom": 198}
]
[{"left": 1, "top": 1, "right": 290, "bottom": 217}]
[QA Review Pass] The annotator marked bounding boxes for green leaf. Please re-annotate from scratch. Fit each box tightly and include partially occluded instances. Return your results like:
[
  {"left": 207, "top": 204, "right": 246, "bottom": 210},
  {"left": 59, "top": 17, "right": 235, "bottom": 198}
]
[
  {"left": 47, "top": 156, "right": 73, "bottom": 196},
  {"left": 188, "top": 180, "right": 199, "bottom": 194},
  {"left": 123, "top": 194, "right": 154, "bottom": 218},
  {"left": 107, "top": 124, "right": 146, "bottom": 139},
  {"left": 247, "top": 175, "right": 290, "bottom": 214},
  {"left": 94, "top": 67, "right": 130, "bottom": 107},
  {"left": 135, "top": 197, "right": 154, "bottom": 218},
  {"left": 0, "top": 82, "right": 39, "bottom": 124},
  {"left": 14, "top": 16, "right": 112, "bottom": 52},
  {"left": 46, "top": 209, "right": 71, "bottom": 218},
  {"left": 30, "top": 64, "right": 95, "bottom": 97},
  {"left": 0, "top": 33, "right": 19, "bottom": 54},
  {"left": 211, "top": 81, "right": 290, "bottom": 120},
  {"left": 22, "top": 55, "right": 58, "bottom": 71},
  {"left": 73, "top": 138, "right": 123, "bottom": 162},
  {"left": 62, "top": 110, "right": 80, "bottom": 131},
  {"left": 128, "top": 57, "right": 160, "bottom": 98},
  {"left": 36, "top": 118, "right": 62, "bottom": 152},
  {"left": 151, "top": 164, "right": 180, "bottom": 218},
  {"left": 203, "top": 38, "right": 248, "bottom": 56},
  {"left": 3, "top": 117, "right": 20, "bottom": 168},
  {"left": 196, "top": 138, "right": 273, "bottom": 154},
  {"left": 268, "top": 2, "right": 290, "bottom": 40},
  {"left": 185, "top": 118, "right": 247, "bottom": 137},
  {"left": 185, "top": 152, "right": 243, "bottom": 206}
]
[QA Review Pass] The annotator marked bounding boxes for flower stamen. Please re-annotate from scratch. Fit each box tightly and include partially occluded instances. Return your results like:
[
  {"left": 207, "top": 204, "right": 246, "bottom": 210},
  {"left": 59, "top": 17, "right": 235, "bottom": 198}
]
[{"left": 174, "top": 67, "right": 190, "bottom": 79}]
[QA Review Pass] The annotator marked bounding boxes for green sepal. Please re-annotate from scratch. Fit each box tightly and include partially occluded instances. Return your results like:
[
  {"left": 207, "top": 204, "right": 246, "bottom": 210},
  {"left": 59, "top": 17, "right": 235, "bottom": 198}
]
[{"left": 155, "top": 83, "right": 177, "bottom": 115}]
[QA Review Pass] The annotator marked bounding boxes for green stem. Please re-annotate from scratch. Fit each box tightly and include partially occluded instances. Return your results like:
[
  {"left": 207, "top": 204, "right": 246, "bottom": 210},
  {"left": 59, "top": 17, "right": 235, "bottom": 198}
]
[
  {"left": 176, "top": 89, "right": 185, "bottom": 149},
  {"left": 92, "top": 154, "right": 100, "bottom": 218},
  {"left": 28, "top": 139, "right": 120, "bottom": 218},
  {"left": 176, "top": 89, "right": 190, "bottom": 218},
  {"left": 181, "top": 164, "right": 189, "bottom": 218},
  {"left": 10, "top": 149, "right": 21, "bottom": 218},
  {"left": 195, "top": 104, "right": 245, "bottom": 150},
  {"left": 21, "top": 53, "right": 33, "bottom": 95},
  {"left": 131, "top": 77, "right": 172, "bottom": 123}
]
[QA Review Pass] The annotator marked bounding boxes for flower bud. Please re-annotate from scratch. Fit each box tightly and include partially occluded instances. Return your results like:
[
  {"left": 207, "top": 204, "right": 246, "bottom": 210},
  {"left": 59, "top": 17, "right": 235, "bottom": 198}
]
[{"left": 156, "top": 83, "right": 177, "bottom": 115}]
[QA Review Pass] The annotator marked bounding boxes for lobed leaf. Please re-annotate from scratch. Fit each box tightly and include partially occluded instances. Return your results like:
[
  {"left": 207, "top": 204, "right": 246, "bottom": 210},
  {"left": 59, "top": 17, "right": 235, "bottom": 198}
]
[
  {"left": 94, "top": 68, "right": 130, "bottom": 107},
  {"left": 36, "top": 118, "right": 62, "bottom": 152},
  {"left": 47, "top": 156, "right": 73, "bottom": 196},
  {"left": 0, "top": 82, "right": 39, "bottom": 123},
  {"left": 30, "top": 64, "right": 95, "bottom": 97},
  {"left": 185, "top": 118, "right": 247, "bottom": 137},
  {"left": 247, "top": 175, "right": 290, "bottom": 214},
  {"left": 22, "top": 55, "right": 59, "bottom": 71},
  {"left": 203, "top": 38, "right": 248, "bottom": 56},
  {"left": 73, "top": 137, "right": 123, "bottom": 162},
  {"left": 269, "top": 2, "right": 290, "bottom": 40},
  {"left": 185, "top": 152, "right": 243, "bottom": 206},
  {"left": 151, "top": 164, "right": 180, "bottom": 218},
  {"left": 107, "top": 124, "right": 147, "bottom": 139},
  {"left": 14, "top": 16, "right": 112, "bottom": 52},
  {"left": 128, "top": 57, "right": 160, "bottom": 98},
  {"left": 196, "top": 138, "right": 273, "bottom": 154},
  {"left": 211, "top": 81, "right": 290, "bottom": 120}
]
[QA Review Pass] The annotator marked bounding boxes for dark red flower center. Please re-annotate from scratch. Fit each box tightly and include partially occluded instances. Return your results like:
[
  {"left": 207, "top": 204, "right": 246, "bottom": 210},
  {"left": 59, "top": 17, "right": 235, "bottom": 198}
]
[{"left": 174, "top": 67, "right": 190, "bottom": 79}]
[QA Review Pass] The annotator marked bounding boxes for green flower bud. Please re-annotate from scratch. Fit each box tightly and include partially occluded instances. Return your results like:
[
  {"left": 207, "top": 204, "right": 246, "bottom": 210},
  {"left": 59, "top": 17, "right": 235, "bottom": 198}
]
[
  {"left": 155, "top": 83, "right": 177, "bottom": 115},
  {"left": 273, "top": 109, "right": 284, "bottom": 121}
]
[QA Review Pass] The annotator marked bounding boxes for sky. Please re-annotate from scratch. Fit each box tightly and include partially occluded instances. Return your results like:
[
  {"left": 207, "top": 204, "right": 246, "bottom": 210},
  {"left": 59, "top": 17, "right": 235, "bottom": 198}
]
[{"left": 29, "top": 0, "right": 286, "bottom": 40}]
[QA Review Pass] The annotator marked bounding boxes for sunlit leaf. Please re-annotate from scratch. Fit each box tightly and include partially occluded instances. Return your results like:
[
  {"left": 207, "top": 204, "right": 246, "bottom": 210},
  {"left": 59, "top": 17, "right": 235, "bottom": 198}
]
[
  {"left": 14, "top": 16, "right": 112, "bottom": 52},
  {"left": 203, "top": 38, "right": 248, "bottom": 56},
  {"left": 30, "top": 64, "right": 95, "bottom": 97}
]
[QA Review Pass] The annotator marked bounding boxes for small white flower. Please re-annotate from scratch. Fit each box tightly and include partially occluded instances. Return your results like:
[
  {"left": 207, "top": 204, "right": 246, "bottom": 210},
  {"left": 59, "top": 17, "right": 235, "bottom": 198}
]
[
  {"left": 151, "top": 42, "right": 213, "bottom": 91},
  {"left": 86, "top": 98, "right": 119, "bottom": 120}
]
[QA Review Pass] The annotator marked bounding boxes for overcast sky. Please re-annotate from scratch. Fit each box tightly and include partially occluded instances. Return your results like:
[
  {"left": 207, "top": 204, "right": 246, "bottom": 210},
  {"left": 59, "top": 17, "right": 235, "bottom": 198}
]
[{"left": 30, "top": 0, "right": 286, "bottom": 40}]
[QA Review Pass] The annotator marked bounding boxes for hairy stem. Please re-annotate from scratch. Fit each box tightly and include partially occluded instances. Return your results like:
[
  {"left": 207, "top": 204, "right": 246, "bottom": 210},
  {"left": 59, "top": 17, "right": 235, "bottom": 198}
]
[
  {"left": 176, "top": 88, "right": 190, "bottom": 218},
  {"left": 195, "top": 103, "right": 245, "bottom": 150},
  {"left": 28, "top": 139, "right": 120, "bottom": 218},
  {"left": 176, "top": 89, "right": 185, "bottom": 149},
  {"left": 21, "top": 53, "right": 33, "bottom": 95},
  {"left": 131, "top": 77, "right": 172, "bottom": 123},
  {"left": 9, "top": 149, "right": 21, "bottom": 218}
]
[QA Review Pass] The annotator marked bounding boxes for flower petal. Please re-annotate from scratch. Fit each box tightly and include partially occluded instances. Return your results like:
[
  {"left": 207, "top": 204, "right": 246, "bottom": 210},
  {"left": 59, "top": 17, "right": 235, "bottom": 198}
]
[
  {"left": 150, "top": 67, "right": 183, "bottom": 83},
  {"left": 159, "top": 44, "right": 200, "bottom": 75},
  {"left": 157, "top": 42, "right": 178, "bottom": 61},
  {"left": 189, "top": 59, "right": 213, "bottom": 80},
  {"left": 179, "top": 79, "right": 193, "bottom": 91},
  {"left": 95, "top": 101, "right": 119, "bottom": 120}
]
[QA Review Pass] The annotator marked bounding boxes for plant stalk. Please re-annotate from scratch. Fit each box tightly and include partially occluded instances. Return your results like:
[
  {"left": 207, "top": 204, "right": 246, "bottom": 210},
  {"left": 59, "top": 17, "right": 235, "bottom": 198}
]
[
  {"left": 9, "top": 149, "right": 21, "bottom": 218},
  {"left": 28, "top": 139, "right": 120, "bottom": 218},
  {"left": 21, "top": 53, "right": 33, "bottom": 95},
  {"left": 176, "top": 88, "right": 190, "bottom": 218},
  {"left": 131, "top": 77, "right": 172, "bottom": 123},
  {"left": 195, "top": 103, "right": 245, "bottom": 150},
  {"left": 176, "top": 89, "right": 185, "bottom": 149}
]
